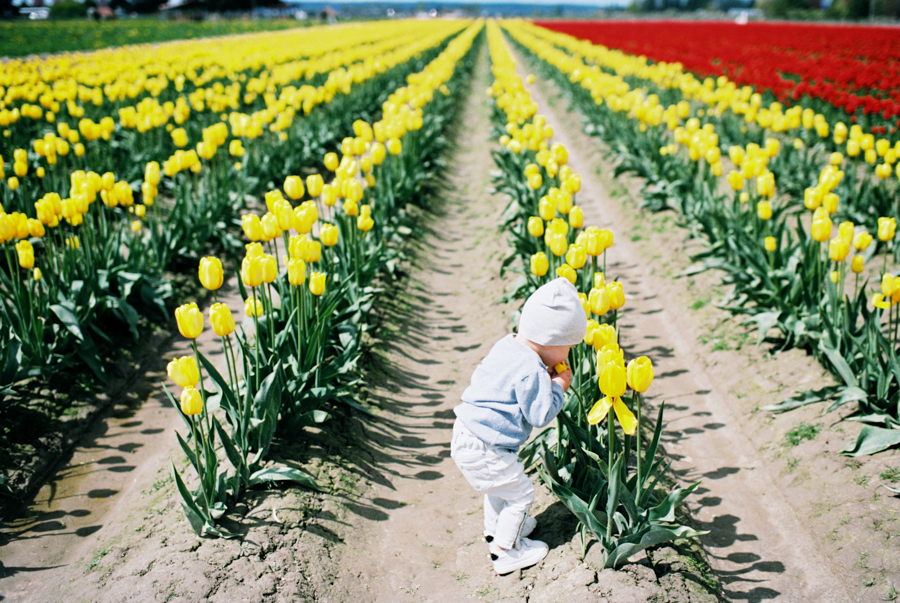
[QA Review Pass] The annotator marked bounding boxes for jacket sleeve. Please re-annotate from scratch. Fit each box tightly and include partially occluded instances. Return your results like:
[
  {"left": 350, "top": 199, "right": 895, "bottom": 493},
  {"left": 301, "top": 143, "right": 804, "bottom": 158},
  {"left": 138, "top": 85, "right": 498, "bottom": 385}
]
[{"left": 515, "top": 370, "right": 565, "bottom": 429}]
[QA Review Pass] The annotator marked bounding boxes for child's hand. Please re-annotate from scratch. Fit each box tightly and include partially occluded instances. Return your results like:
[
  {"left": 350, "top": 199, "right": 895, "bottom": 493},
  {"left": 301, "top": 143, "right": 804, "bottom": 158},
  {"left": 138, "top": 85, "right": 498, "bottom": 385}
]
[{"left": 551, "top": 362, "right": 572, "bottom": 392}]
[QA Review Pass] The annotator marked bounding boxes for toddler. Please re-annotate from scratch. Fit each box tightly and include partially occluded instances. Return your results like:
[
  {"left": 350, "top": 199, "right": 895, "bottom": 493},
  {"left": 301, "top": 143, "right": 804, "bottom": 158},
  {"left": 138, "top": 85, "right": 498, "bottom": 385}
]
[{"left": 451, "top": 277, "right": 586, "bottom": 575}]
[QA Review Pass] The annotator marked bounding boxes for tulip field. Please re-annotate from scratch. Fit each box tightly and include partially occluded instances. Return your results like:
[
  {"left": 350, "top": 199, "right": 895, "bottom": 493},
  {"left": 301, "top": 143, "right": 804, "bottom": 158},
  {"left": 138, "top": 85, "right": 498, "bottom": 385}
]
[{"left": 3, "top": 15, "right": 900, "bottom": 601}]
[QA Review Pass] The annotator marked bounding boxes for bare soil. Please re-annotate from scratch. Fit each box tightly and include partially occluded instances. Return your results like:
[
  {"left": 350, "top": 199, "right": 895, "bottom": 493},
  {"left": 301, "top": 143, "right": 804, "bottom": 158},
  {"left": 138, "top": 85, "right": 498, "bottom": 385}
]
[{"left": 1, "top": 39, "right": 899, "bottom": 603}]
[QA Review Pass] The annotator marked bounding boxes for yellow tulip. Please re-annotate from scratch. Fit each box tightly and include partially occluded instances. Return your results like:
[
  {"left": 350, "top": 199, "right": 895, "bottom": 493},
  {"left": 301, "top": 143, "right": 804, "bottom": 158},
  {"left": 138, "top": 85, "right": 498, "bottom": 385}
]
[
  {"left": 565, "top": 244, "right": 587, "bottom": 270},
  {"left": 321, "top": 184, "right": 337, "bottom": 207},
  {"left": 209, "top": 303, "right": 235, "bottom": 337},
  {"left": 284, "top": 175, "right": 305, "bottom": 200},
  {"left": 167, "top": 356, "right": 200, "bottom": 388},
  {"left": 358, "top": 212, "right": 374, "bottom": 232},
  {"left": 245, "top": 296, "right": 263, "bottom": 317},
  {"left": 811, "top": 216, "right": 832, "bottom": 242},
  {"left": 547, "top": 233, "right": 568, "bottom": 257},
  {"left": 627, "top": 356, "right": 654, "bottom": 393},
  {"left": 274, "top": 200, "right": 295, "bottom": 231},
  {"left": 538, "top": 196, "right": 556, "bottom": 221},
  {"left": 878, "top": 217, "right": 896, "bottom": 242},
  {"left": 261, "top": 255, "right": 277, "bottom": 284},
  {"left": 527, "top": 216, "right": 544, "bottom": 237},
  {"left": 386, "top": 138, "right": 402, "bottom": 155},
  {"left": 530, "top": 252, "right": 549, "bottom": 277},
  {"left": 294, "top": 202, "right": 318, "bottom": 234},
  {"left": 854, "top": 232, "right": 873, "bottom": 251},
  {"left": 242, "top": 214, "right": 263, "bottom": 241},
  {"left": 198, "top": 257, "right": 223, "bottom": 291},
  {"left": 33, "top": 268, "right": 42, "bottom": 281},
  {"left": 528, "top": 173, "right": 542, "bottom": 190},
  {"left": 592, "top": 324, "right": 617, "bottom": 350},
  {"left": 324, "top": 152, "right": 339, "bottom": 171},
  {"left": 578, "top": 292, "right": 590, "bottom": 319},
  {"left": 589, "top": 287, "right": 610, "bottom": 316},
  {"left": 598, "top": 361, "right": 627, "bottom": 397},
  {"left": 288, "top": 258, "right": 307, "bottom": 286},
  {"left": 320, "top": 223, "right": 339, "bottom": 247},
  {"left": 757, "top": 201, "right": 772, "bottom": 221},
  {"left": 556, "top": 264, "right": 577, "bottom": 284},
  {"left": 175, "top": 302, "right": 204, "bottom": 339},
  {"left": 15, "top": 240, "right": 33, "bottom": 269},
  {"left": 245, "top": 242, "right": 264, "bottom": 259},
  {"left": 180, "top": 386, "right": 203, "bottom": 416},
  {"left": 851, "top": 256, "right": 864, "bottom": 274},
  {"left": 756, "top": 172, "right": 775, "bottom": 199},
  {"left": 584, "top": 230, "right": 603, "bottom": 256},
  {"left": 568, "top": 206, "right": 583, "bottom": 229},
  {"left": 764, "top": 236, "right": 776, "bottom": 252},
  {"left": 727, "top": 170, "right": 744, "bottom": 191},
  {"left": 606, "top": 281, "right": 625, "bottom": 310},
  {"left": 584, "top": 319, "right": 599, "bottom": 346},
  {"left": 309, "top": 271, "right": 326, "bottom": 296},
  {"left": 241, "top": 255, "right": 265, "bottom": 288},
  {"left": 566, "top": 174, "right": 582, "bottom": 194},
  {"left": 306, "top": 174, "right": 324, "bottom": 197}
]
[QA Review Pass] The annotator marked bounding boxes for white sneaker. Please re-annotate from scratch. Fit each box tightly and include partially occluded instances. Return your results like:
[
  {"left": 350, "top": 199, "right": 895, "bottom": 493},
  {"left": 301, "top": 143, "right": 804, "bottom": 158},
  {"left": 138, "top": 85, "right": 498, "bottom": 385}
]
[
  {"left": 484, "top": 516, "right": 537, "bottom": 544},
  {"left": 490, "top": 538, "right": 549, "bottom": 575}
]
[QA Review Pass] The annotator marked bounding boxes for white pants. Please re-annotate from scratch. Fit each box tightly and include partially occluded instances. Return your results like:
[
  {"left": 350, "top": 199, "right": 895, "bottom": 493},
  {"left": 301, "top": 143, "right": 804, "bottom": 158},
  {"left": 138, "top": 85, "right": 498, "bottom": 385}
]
[{"left": 450, "top": 420, "right": 535, "bottom": 550}]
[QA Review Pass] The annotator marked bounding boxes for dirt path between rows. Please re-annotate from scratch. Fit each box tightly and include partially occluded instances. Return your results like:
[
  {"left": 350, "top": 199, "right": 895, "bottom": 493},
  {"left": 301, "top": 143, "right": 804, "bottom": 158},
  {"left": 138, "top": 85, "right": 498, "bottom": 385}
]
[{"left": 2, "top": 36, "right": 899, "bottom": 603}]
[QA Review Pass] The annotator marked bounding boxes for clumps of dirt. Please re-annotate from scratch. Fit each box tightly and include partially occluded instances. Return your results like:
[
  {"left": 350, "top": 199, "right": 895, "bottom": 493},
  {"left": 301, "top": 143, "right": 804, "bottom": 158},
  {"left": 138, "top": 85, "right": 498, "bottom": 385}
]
[{"left": 483, "top": 481, "right": 721, "bottom": 603}]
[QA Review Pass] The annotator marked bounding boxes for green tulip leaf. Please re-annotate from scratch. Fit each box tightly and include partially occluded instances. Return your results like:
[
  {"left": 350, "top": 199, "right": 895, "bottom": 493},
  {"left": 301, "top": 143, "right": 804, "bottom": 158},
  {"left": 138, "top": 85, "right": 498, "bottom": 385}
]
[
  {"left": 841, "top": 425, "right": 900, "bottom": 457},
  {"left": 602, "top": 525, "right": 708, "bottom": 569},
  {"left": 49, "top": 303, "right": 83, "bottom": 342},
  {"left": 763, "top": 385, "right": 843, "bottom": 413},
  {"left": 249, "top": 466, "right": 321, "bottom": 491}
]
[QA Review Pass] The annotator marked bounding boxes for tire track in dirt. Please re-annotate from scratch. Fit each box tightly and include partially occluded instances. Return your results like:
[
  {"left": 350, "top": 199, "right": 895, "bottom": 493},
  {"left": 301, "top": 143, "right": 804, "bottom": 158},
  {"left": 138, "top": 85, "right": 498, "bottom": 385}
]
[{"left": 514, "top": 51, "right": 860, "bottom": 602}]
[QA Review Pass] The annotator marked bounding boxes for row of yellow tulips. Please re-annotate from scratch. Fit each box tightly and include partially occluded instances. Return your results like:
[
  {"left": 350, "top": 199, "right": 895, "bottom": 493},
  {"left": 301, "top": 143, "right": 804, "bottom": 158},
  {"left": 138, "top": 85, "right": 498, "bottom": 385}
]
[
  {"left": 486, "top": 21, "right": 704, "bottom": 567},
  {"left": 506, "top": 21, "right": 900, "bottom": 455},
  {"left": 158, "top": 20, "right": 484, "bottom": 537}
]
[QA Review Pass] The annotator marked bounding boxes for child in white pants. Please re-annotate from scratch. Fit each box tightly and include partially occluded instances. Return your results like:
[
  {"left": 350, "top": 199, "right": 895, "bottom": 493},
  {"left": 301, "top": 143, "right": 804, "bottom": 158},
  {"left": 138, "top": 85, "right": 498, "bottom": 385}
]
[{"left": 451, "top": 278, "right": 586, "bottom": 575}]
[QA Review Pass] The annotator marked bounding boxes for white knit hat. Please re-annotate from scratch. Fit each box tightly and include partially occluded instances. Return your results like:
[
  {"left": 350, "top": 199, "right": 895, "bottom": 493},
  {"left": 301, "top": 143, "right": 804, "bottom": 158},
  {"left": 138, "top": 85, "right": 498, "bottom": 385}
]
[{"left": 517, "top": 277, "right": 587, "bottom": 346}]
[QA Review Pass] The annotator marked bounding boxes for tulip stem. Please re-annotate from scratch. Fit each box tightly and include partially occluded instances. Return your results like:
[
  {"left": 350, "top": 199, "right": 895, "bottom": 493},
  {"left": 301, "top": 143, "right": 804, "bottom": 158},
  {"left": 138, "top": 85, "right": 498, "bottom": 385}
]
[
  {"left": 634, "top": 391, "right": 643, "bottom": 499},
  {"left": 223, "top": 335, "right": 240, "bottom": 399},
  {"left": 606, "top": 413, "right": 614, "bottom": 542},
  {"left": 251, "top": 286, "right": 261, "bottom": 390}
]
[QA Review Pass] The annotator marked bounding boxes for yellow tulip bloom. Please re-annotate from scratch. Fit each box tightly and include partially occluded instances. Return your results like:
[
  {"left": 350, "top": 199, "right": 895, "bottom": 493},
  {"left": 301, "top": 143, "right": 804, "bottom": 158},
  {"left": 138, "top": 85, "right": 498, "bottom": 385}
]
[
  {"left": 878, "top": 217, "right": 897, "bottom": 242},
  {"left": 288, "top": 258, "right": 307, "bottom": 287},
  {"left": 606, "top": 281, "right": 625, "bottom": 310},
  {"left": 209, "top": 303, "right": 235, "bottom": 337},
  {"left": 198, "top": 257, "right": 224, "bottom": 291},
  {"left": 245, "top": 297, "right": 263, "bottom": 317},
  {"left": 309, "top": 271, "right": 326, "bottom": 296},
  {"left": 15, "top": 240, "right": 33, "bottom": 269},
  {"left": 175, "top": 302, "right": 204, "bottom": 339},
  {"left": 627, "top": 356, "right": 654, "bottom": 393},
  {"left": 530, "top": 252, "right": 549, "bottom": 277},
  {"left": 180, "top": 386, "right": 203, "bottom": 416},
  {"left": 241, "top": 255, "right": 265, "bottom": 288},
  {"left": 167, "top": 356, "right": 200, "bottom": 388}
]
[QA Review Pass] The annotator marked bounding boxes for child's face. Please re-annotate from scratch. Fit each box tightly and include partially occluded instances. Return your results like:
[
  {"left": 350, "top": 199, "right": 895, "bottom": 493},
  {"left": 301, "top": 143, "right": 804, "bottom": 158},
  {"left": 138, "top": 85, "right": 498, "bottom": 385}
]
[{"left": 539, "top": 344, "right": 573, "bottom": 368}]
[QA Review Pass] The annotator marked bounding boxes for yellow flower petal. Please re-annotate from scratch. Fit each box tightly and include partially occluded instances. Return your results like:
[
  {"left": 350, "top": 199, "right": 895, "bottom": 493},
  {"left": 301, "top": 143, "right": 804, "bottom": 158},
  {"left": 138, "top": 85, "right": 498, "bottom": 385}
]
[
  {"left": 587, "top": 396, "right": 614, "bottom": 426},
  {"left": 613, "top": 397, "right": 638, "bottom": 436}
]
